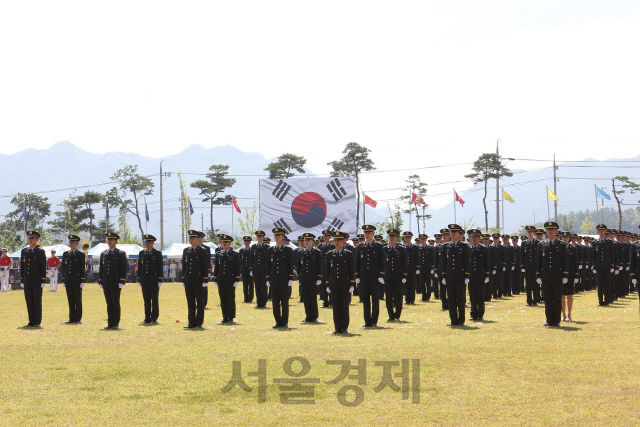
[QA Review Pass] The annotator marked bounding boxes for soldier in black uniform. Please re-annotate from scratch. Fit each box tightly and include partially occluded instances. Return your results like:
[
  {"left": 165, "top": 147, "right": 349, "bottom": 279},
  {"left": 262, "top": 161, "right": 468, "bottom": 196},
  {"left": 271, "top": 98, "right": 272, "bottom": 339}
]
[
  {"left": 20, "top": 230, "right": 47, "bottom": 327},
  {"left": 536, "top": 222, "right": 568, "bottom": 327},
  {"left": 137, "top": 234, "right": 163, "bottom": 324},
  {"left": 418, "top": 234, "right": 434, "bottom": 302},
  {"left": 182, "top": 230, "right": 210, "bottom": 328},
  {"left": 482, "top": 233, "right": 495, "bottom": 302},
  {"left": 198, "top": 232, "right": 212, "bottom": 309},
  {"left": 467, "top": 229, "right": 490, "bottom": 321},
  {"left": 267, "top": 228, "right": 294, "bottom": 328},
  {"left": 510, "top": 236, "right": 522, "bottom": 295},
  {"left": 435, "top": 230, "right": 450, "bottom": 310},
  {"left": 501, "top": 235, "right": 513, "bottom": 296},
  {"left": 521, "top": 226, "right": 541, "bottom": 306},
  {"left": 325, "top": 231, "right": 355, "bottom": 333},
  {"left": 432, "top": 234, "right": 442, "bottom": 300},
  {"left": 297, "top": 233, "right": 322, "bottom": 322},
  {"left": 250, "top": 230, "right": 269, "bottom": 308},
  {"left": 383, "top": 229, "right": 407, "bottom": 321},
  {"left": 560, "top": 231, "right": 579, "bottom": 322},
  {"left": 593, "top": 224, "right": 615, "bottom": 306},
  {"left": 318, "top": 230, "right": 335, "bottom": 307},
  {"left": 296, "top": 235, "right": 305, "bottom": 302},
  {"left": 442, "top": 224, "right": 470, "bottom": 326},
  {"left": 61, "top": 234, "right": 86, "bottom": 324},
  {"left": 213, "top": 234, "right": 241, "bottom": 323},
  {"left": 98, "top": 232, "right": 128, "bottom": 330},
  {"left": 239, "top": 236, "right": 254, "bottom": 303},
  {"left": 402, "top": 231, "right": 420, "bottom": 305},
  {"left": 355, "top": 225, "right": 385, "bottom": 327}
]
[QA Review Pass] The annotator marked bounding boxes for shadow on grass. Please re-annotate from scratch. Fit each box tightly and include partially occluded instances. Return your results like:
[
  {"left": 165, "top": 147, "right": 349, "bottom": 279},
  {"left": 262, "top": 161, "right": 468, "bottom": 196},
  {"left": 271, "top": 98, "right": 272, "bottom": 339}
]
[
  {"left": 17, "top": 326, "right": 42, "bottom": 330},
  {"left": 335, "top": 332, "right": 362, "bottom": 337},
  {"left": 452, "top": 325, "right": 480, "bottom": 330},
  {"left": 369, "top": 326, "right": 392, "bottom": 330},
  {"left": 300, "top": 321, "right": 327, "bottom": 325},
  {"left": 558, "top": 326, "right": 581, "bottom": 331},
  {"left": 275, "top": 327, "right": 298, "bottom": 331}
]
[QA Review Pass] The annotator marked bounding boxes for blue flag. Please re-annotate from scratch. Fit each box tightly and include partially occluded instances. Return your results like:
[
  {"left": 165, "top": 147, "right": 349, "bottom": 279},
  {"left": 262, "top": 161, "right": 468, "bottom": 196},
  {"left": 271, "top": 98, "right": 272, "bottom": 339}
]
[
  {"left": 596, "top": 186, "right": 611, "bottom": 200},
  {"left": 105, "top": 201, "right": 110, "bottom": 219},
  {"left": 188, "top": 198, "right": 194, "bottom": 215},
  {"left": 145, "top": 202, "right": 149, "bottom": 222}
]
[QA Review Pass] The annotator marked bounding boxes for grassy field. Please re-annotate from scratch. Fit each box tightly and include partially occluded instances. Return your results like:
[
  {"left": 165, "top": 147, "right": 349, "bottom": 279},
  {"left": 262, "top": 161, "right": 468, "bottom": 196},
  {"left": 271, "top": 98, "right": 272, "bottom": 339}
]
[{"left": 1, "top": 283, "right": 640, "bottom": 426}]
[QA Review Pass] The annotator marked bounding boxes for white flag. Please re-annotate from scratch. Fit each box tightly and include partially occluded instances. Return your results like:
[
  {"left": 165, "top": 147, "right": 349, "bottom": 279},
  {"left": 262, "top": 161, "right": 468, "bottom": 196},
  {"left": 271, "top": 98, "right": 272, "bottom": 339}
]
[{"left": 260, "top": 177, "right": 357, "bottom": 239}]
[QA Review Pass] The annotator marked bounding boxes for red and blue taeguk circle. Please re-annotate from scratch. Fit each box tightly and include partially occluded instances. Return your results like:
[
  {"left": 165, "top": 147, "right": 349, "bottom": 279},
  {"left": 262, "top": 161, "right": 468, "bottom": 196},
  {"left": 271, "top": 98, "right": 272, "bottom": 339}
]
[{"left": 291, "top": 192, "right": 327, "bottom": 228}]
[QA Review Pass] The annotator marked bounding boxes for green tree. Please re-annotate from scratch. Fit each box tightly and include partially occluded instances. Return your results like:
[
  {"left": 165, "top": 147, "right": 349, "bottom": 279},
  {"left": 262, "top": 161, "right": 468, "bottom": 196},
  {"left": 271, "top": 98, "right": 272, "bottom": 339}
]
[
  {"left": 465, "top": 153, "right": 513, "bottom": 231},
  {"left": 264, "top": 153, "right": 307, "bottom": 179},
  {"left": 612, "top": 176, "right": 640, "bottom": 230},
  {"left": 178, "top": 172, "right": 192, "bottom": 243},
  {"left": 399, "top": 174, "right": 430, "bottom": 233},
  {"left": 559, "top": 214, "right": 574, "bottom": 233},
  {"left": 190, "top": 164, "right": 236, "bottom": 236},
  {"left": 327, "top": 142, "right": 376, "bottom": 230},
  {"left": 49, "top": 190, "right": 103, "bottom": 241},
  {"left": 117, "top": 213, "right": 140, "bottom": 244},
  {"left": 0, "top": 228, "right": 21, "bottom": 252},
  {"left": 235, "top": 201, "right": 259, "bottom": 246},
  {"left": 109, "top": 165, "right": 155, "bottom": 240},
  {"left": 374, "top": 204, "right": 404, "bottom": 234},
  {"left": 4, "top": 193, "right": 51, "bottom": 244},
  {"left": 92, "top": 218, "right": 117, "bottom": 245},
  {"left": 580, "top": 216, "right": 596, "bottom": 235}
]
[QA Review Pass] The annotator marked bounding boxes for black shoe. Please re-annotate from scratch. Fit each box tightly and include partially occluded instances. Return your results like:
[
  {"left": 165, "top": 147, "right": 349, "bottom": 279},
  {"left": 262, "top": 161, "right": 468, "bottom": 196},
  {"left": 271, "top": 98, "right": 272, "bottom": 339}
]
[
  {"left": 458, "top": 323, "right": 465, "bottom": 327},
  {"left": 64, "top": 320, "right": 74, "bottom": 324},
  {"left": 387, "top": 318, "right": 395, "bottom": 322},
  {"left": 111, "top": 326, "right": 119, "bottom": 330},
  {"left": 363, "top": 324, "right": 372, "bottom": 328},
  {"left": 342, "top": 329, "right": 348, "bottom": 334},
  {"left": 272, "top": 324, "right": 279, "bottom": 329},
  {"left": 184, "top": 325, "right": 195, "bottom": 329},
  {"left": 478, "top": 318, "right": 484, "bottom": 321},
  {"left": 331, "top": 330, "right": 340, "bottom": 334},
  {"left": 447, "top": 323, "right": 454, "bottom": 326},
  {"left": 282, "top": 324, "right": 288, "bottom": 328},
  {"left": 143, "top": 319, "right": 152, "bottom": 324},
  {"left": 104, "top": 326, "right": 112, "bottom": 330},
  {"left": 543, "top": 322, "right": 549, "bottom": 326}
]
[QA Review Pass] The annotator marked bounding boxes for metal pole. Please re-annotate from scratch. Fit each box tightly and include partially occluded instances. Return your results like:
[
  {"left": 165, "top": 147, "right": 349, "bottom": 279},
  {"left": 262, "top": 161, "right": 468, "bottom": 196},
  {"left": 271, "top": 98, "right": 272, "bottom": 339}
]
[
  {"left": 594, "top": 184, "right": 599, "bottom": 220},
  {"left": 453, "top": 188, "right": 457, "bottom": 223},
  {"left": 496, "top": 140, "right": 500, "bottom": 229},
  {"left": 231, "top": 202, "right": 234, "bottom": 238},
  {"left": 553, "top": 154, "right": 558, "bottom": 222},
  {"left": 546, "top": 186, "right": 551, "bottom": 221},
  {"left": 501, "top": 193, "right": 505, "bottom": 232},
  {"left": 160, "top": 160, "right": 164, "bottom": 249},
  {"left": 408, "top": 190, "right": 412, "bottom": 233},
  {"left": 201, "top": 213, "right": 204, "bottom": 232}
]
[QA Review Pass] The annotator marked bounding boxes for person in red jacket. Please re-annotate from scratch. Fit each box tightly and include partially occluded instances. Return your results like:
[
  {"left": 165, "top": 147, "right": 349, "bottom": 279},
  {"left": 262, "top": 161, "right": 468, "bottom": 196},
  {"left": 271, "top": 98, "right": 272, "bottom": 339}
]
[
  {"left": 47, "top": 250, "right": 61, "bottom": 292},
  {"left": 0, "top": 249, "right": 11, "bottom": 292}
]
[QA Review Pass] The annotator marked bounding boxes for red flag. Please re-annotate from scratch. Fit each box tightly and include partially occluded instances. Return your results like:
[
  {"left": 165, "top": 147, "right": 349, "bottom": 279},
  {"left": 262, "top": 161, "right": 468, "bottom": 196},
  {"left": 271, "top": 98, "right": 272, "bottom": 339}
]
[
  {"left": 411, "top": 193, "right": 425, "bottom": 205},
  {"left": 455, "top": 191, "right": 465, "bottom": 206},
  {"left": 364, "top": 194, "right": 377, "bottom": 208},
  {"left": 232, "top": 197, "right": 241, "bottom": 214}
]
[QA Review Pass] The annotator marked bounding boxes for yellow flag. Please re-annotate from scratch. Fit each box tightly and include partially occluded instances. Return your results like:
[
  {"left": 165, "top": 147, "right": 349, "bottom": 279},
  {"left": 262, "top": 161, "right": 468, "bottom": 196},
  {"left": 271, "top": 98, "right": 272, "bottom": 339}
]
[
  {"left": 547, "top": 187, "right": 559, "bottom": 202},
  {"left": 503, "top": 189, "right": 515, "bottom": 204}
]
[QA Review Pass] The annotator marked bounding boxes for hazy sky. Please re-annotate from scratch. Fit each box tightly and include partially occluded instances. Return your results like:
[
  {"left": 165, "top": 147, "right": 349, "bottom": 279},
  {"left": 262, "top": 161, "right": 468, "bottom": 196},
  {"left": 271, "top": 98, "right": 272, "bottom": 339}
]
[{"left": 2, "top": 1, "right": 639, "bottom": 209}]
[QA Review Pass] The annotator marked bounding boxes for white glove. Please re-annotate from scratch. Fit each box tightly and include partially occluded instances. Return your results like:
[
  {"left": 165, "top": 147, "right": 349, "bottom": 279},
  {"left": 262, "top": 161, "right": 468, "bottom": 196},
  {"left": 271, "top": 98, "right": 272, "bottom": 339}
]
[
  {"left": 442, "top": 279, "right": 446, "bottom": 285},
  {"left": 633, "top": 279, "right": 637, "bottom": 285},
  {"left": 233, "top": 282, "right": 238, "bottom": 287},
  {"left": 213, "top": 282, "right": 218, "bottom": 286},
  {"left": 266, "top": 281, "right": 270, "bottom": 287},
  {"left": 355, "top": 278, "right": 360, "bottom": 284},
  {"left": 593, "top": 269, "right": 596, "bottom": 273},
  {"left": 80, "top": 283, "right": 84, "bottom": 289},
  {"left": 349, "top": 286, "right": 354, "bottom": 293},
  {"left": 250, "top": 271, "right": 253, "bottom": 276},
  {"left": 401, "top": 278, "right": 406, "bottom": 284},
  {"left": 464, "top": 279, "right": 469, "bottom": 285},
  {"left": 378, "top": 277, "right": 384, "bottom": 285},
  {"left": 202, "top": 282, "right": 208, "bottom": 287},
  {"left": 492, "top": 270, "right": 496, "bottom": 275},
  {"left": 119, "top": 283, "right": 124, "bottom": 288},
  {"left": 615, "top": 270, "right": 619, "bottom": 275},
  {"left": 20, "top": 283, "right": 24, "bottom": 288},
  {"left": 288, "top": 280, "right": 293, "bottom": 287},
  {"left": 619, "top": 266, "right": 623, "bottom": 271},
  {"left": 434, "top": 273, "right": 438, "bottom": 278},
  {"left": 416, "top": 270, "right": 420, "bottom": 274},
  {"left": 137, "top": 282, "right": 141, "bottom": 287},
  {"left": 536, "top": 278, "right": 542, "bottom": 285},
  {"left": 578, "top": 265, "right": 583, "bottom": 270},
  {"left": 574, "top": 278, "right": 579, "bottom": 284},
  {"left": 610, "top": 269, "right": 614, "bottom": 273},
  {"left": 181, "top": 282, "right": 185, "bottom": 287},
  {"left": 326, "top": 287, "right": 331, "bottom": 294},
  {"left": 316, "top": 280, "right": 321, "bottom": 285},
  {"left": 521, "top": 269, "right": 525, "bottom": 273},
  {"left": 430, "top": 269, "right": 434, "bottom": 275},
  {"left": 484, "top": 277, "right": 490, "bottom": 283},
  {"left": 562, "top": 278, "right": 568, "bottom": 284},
  {"left": 62, "top": 282, "right": 66, "bottom": 287},
  {"left": 503, "top": 267, "right": 506, "bottom": 271},
  {"left": 158, "top": 282, "right": 162, "bottom": 287},
  {"left": 626, "top": 267, "right": 630, "bottom": 271},
  {"left": 511, "top": 267, "right": 515, "bottom": 271},
  {"left": 99, "top": 285, "right": 103, "bottom": 290},
  {"left": 41, "top": 283, "right": 45, "bottom": 288}
]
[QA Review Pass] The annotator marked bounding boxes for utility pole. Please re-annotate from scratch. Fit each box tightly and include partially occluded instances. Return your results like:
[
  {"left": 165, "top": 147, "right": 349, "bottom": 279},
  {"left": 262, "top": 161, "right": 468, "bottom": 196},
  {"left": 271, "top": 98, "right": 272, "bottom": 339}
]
[
  {"left": 553, "top": 154, "right": 558, "bottom": 222},
  {"left": 495, "top": 140, "right": 500, "bottom": 230},
  {"left": 160, "top": 160, "right": 164, "bottom": 250}
]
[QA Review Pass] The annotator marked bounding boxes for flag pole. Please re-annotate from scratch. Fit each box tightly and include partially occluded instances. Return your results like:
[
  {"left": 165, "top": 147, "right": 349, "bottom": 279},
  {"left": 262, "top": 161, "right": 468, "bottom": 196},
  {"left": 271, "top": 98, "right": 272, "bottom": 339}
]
[
  {"left": 145, "top": 198, "right": 148, "bottom": 234},
  {"left": 594, "top": 185, "right": 599, "bottom": 220},
  {"left": 363, "top": 194, "right": 366, "bottom": 226},
  {"left": 546, "top": 186, "right": 551, "bottom": 221},
  {"left": 231, "top": 201, "right": 234, "bottom": 239},
  {"left": 501, "top": 191, "right": 505, "bottom": 232},
  {"left": 408, "top": 190, "right": 412, "bottom": 233},
  {"left": 453, "top": 188, "right": 457, "bottom": 223}
]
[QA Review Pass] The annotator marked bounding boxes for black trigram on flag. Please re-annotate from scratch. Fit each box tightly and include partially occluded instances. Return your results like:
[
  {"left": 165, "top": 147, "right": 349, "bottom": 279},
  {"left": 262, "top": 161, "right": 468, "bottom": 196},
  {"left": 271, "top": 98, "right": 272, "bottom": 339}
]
[
  {"left": 326, "top": 218, "right": 344, "bottom": 233},
  {"left": 272, "top": 180, "right": 292, "bottom": 201},
  {"left": 327, "top": 178, "right": 347, "bottom": 202},
  {"left": 274, "top": 218, "right": 293, "bottom": 234}
]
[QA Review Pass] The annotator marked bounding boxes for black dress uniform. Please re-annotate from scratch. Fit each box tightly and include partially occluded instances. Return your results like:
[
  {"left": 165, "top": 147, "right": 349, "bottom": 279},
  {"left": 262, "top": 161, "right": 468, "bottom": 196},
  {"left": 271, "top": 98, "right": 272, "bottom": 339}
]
[
  {"left": 482, "top": 235, "right": 495, "bottom": 301},
  {"left": 468, "top": 230, "right": 490, "bottom": 321},
  {"left": 297, "top": 233, "right": 322, "bottom": 322},
  {"left": 502, "top": 238, "right": 513, "bottom": 296},
  {"left": 418, "top": 237, "right": 434, "bottom": 301},
  {"left": 521, "top": 229, "right": 541, "bottom": 305},
  {"left": 355, "top": 227, "right": 385, "bottom": 327},
  {"left": 201, "top": 237, "right": 212, "bottom": 308},
  {"left": 436, "top": 231, "right": 449, "bottom": 309},
  {"left": 137, "top": 235, "right": 163, "bottom": 323},
  {"left": 562, "top": 233, "right": 579, "bottom": 296},
  {"left": 403, "top": 233, "right": 420, "bottom": 305},
  {"left": 267, "top": 229, "right": 295, "bottom": 327},
  {"left": 441, "top": 225, "right": 470, "bottom": 326},
  {"left": 324, "top": 233, "right": 355, "bottom": 333},
  {"left": 20, "top": 231, "right": 47, "bottom": 327},
  {"left": 61, "top": 235, "right": 86, "bottom": 324},
  {"left": 492, "top": 235, "right": 506, "bottom": 298},
  {"left": 213, "top": 236, "right": 241, "bottom": 323},
  {"left": 537, "top": 223, "right": 569, "bottom": 326},
  {"left": 383, "top": 230, "right": 408, "bottom": 321},
  {"left": 182, "top": 231, "right": 210, "bottom": 328},
  {"left": 318, "top": 232, "right": 335, "bottom": 307},
  {"left": 98, "top": 234, "right": 129, "bottom": 329},
  {"left": 239, "top": 238, "right": 254, "bottom": 303},
  {"left": 592, "top": 225, "right": 615, "bottom": 305},
  {"left": 250, "top": 231, "right": 269, "bottom": 308}
]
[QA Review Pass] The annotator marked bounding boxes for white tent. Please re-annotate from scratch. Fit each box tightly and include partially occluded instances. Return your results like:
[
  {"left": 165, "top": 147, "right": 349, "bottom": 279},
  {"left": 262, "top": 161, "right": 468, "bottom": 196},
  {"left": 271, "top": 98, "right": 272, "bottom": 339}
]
[
  {"left": 161, "top": 242, "right": 218, "bottom": 259},
  {"left": 86, "top": 243, "right": 144, "bottom": 259},
  {"left": 8, "top": 243, "right": 71, "bottom": 260}
]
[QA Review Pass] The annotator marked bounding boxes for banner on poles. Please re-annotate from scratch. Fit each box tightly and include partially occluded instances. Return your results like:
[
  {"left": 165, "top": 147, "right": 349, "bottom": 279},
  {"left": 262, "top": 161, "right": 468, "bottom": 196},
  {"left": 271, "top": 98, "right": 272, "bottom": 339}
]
[{"left": 260, "top": 177, "right": 357, "bottom": 239}]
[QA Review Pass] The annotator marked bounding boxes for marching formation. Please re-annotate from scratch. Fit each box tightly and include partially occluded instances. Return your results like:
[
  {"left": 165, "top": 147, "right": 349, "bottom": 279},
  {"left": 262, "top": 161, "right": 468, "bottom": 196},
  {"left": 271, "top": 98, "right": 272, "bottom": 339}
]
[{"left": 12, "top": 221, "right": 640, "bottom": 333}]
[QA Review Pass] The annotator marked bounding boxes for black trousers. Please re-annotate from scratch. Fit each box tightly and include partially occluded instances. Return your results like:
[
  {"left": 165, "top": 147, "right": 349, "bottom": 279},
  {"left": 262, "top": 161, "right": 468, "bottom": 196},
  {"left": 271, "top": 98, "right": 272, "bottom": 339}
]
[
  {"left": 184, "top": 282, "right": 205, "bottom": 326},
  {"left": 103, "top": 284, "right": 122, "bottom": 327},
  {"left": 217, "top": 282, "right": 236, "bottom": 321},
  {"left": 320, "top": 280, "right": 332, "bottom": 306},
  {"left": 525, "top": 271, "right": 540, "bottom": 305},
  {"left": 419, "top": 272, "right": 429, "bottom": 301},
  {"left": 65, "top": 281, "right": 83, "bottom": 322},
  {"left": 331, "top": 288, "right": 351, "bottom": 332},
  {"left": 432, "top": 275, "right": 440, "bottom": 299},
  {"left": 299, "top": 280, "right": 319, "bottom": 321},
  {"left": 485, "top": 273, "right": 494, "bottom": 301},
  {"left": 385, "top": 279, "right": 403, "bottom": 319},
  {"left": 596, "top": 269, "right": 610, "bottom": 304},
  {"left": 468, "top": 279, "right": 485, "bottom": 320},
  {"left": 541, "top": 279, "right": 562, "bottom": 325},
  {"left": 360, "top": 279, "right": 380, "bottom": 325},
  {"left": 254, "top": 272, "right": 268, "bottom": 307},
  {"left": 447, "top": 279, "right": 466, "bottom": 325},
  {"left": 24, "top": 283, "right": 43, "bottom": 325},
  {"left": 494, "top": 270, "right": 504, "bottom": 298},
  {"left": 405, "top": 271, "right": 417, "bottom": 304},
  {"left": 271, "top": 281, "right": 291, "bottom": 326},
  {"left": 503, "top": 268, "right": 512, "bottom": 295},
  {"left": 140, "top": 281, "right": 159, "bottom": 322},
  {"left": 439, "top": 279, "right": 448, "bottom": 310},
  {"left": 241, "top": 269, "right": 254, "bottom": 302}
]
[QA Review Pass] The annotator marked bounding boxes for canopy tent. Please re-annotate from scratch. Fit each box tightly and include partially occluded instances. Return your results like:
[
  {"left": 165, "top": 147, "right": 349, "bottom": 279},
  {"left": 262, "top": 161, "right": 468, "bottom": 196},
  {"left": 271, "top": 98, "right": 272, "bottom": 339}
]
[
  {"left": 86, "top": 243, "right": 144, "bottom": 259},
  {"left": 161, "top": 242, "right": 218, "bottom": 259},
  {"left": 8, "top": 243, "right": 72, "bottom": 260}
]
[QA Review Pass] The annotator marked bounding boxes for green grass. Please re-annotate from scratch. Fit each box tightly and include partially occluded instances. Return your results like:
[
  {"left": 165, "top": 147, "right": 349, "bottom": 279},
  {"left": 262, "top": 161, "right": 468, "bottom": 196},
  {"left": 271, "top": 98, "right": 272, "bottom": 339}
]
[{"left": 1, "top": 283, "right": 640, "bottom": 426}]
